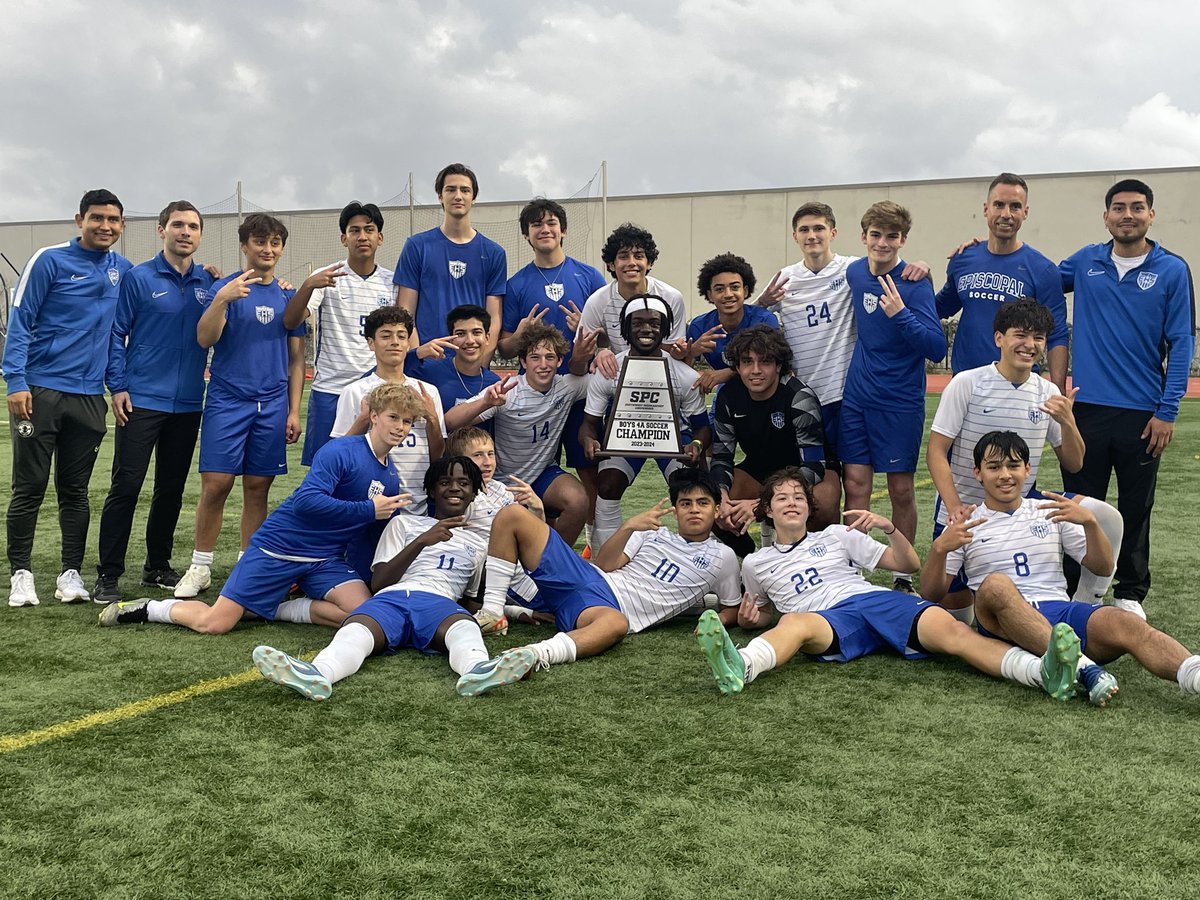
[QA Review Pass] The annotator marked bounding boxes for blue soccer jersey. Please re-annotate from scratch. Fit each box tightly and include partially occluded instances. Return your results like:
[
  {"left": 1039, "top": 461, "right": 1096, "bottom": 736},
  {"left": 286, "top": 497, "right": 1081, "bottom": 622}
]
[
  {"left": 392, "top": 228, "right": 507, "bottom": 342},
  {"left": 504, "top": 256, "right": 606, "bottom": 365},
  {"left": 686, "top": 305, "right": 779, "bottom": 371},
  {"left": 205, "top": 274, "right": 306, "bottom": 401},
  {"left": 843, "top": 259, "right": 945, "bottom": 411},
  {"left": 404, "top": 355, "right": 499, "bottom": 414}
]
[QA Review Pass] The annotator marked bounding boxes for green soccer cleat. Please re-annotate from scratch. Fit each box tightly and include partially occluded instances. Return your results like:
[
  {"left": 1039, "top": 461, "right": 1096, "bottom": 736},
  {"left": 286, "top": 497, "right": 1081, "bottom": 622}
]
[
  {"left": 695, "top": 609, "right": 746, "bottom": 695},
  {"left": 98, "top": 598, "right": 150, "bottom": 627},
  {"left": 1040, "top": 622, "right": 1081, "bottom": 702},
  {"left": 456, "top": 647, "right": 538, "bottom": 697},
  {"left": 252, "top": 645, "right": 332, "bottom": 701}
]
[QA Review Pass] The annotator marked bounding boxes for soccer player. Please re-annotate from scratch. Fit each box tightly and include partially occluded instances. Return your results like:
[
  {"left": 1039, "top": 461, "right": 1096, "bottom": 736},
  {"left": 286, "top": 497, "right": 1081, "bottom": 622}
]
[
  {"left": 330, "top": 306, "right": 446, "bottom": 519},
  {"left": 685, "top": 252, "right": 778, "bottom": 394},
  {"left": 95, "top": 200, "right": 216, "bottom": 603},
  {"left": 393, "top": 163, "right": 506, "bottom": 360},
  {"left": 405, "top": 304, "right": 500, "bottom": 414},
  {"left": 578, "top": 223, "right": 688, "bottom": 375},
  {"left": 937, "top": 173, "right": 1069, "bottom": 390},
  {"left": 5, "top": 188, "right": 131, "bottom": 607},
  {"left": 710, "top": 325, "right": 829, "bottom": 548},
  {"left": 579, "top": 295, "right": 711, "bottom": 551},
  {"left": 840, "top": 201, "right": 945, "bottom": 591},
  {"left": 754, "top": 202, "right": 929, "bottom": 530},
  {"left": 921, "top": 431, "right": 1200, "bottom": 705},
  {"left": 446, "top": 322, "right": 591, "bottom": 544},
  {"left": 468, "top": 468, "right": 741, "bottom": 689},
  {"left": 249, "top": 456, "right": 540, "bottom": 700},
  {"left": 283, "top": 201, "right": 395, "bottom": 466},
  {"left": 99, "top": 383, "right": 422, "bottom": 634},
  {"left": 694, "top": 467, "right": 1081, "bottom": 702},
  {"left": 1058, "top": 179, "right": 1195, "bottom": 619},
  {"left": 173, "top": 214, "right": 307, "bottom": 601}
]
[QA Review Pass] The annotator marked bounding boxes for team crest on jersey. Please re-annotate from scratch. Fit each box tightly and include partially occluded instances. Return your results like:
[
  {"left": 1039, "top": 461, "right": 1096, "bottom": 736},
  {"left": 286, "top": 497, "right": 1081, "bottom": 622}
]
[
  {"left": 448, "top": 260, "right": 467, "bottom": 279},
  {"left": 808, "top": 544, "right": 827, "bottom": 557},
  {"left": 16, "top": 420, "right": 34, "bottom": 438},
  {"left": 1030, "top": 521, "right": 1051, "bottom": 539},
  {"left": 544, "top": 283, "right": 565, "bottom": 302},
  {"left": 862, "top": 292, "right": 879, "bottom": 313},
  {"left": 770, "top": 411, "right": 785, "bottom": 429},
  {"left": 1137, "top": 272, "right": 1158, "bottom": 291},
  {"left": 107, "top": 268, "right": 120, "bottom": 286},
  {"left": 255, "top": 305, "right": 275, "bottom": 325},
  {"left": 691, "top": 552, "right": 713, "bottom": 570},
  {"left": 195, "top": 288, "right": 208, "bottom": 303},
  {"left": 367, "top": 480, "right": 385, "bottom": 499},
  {"left": 1027, "top": 408, "right": 1044, "bottom": 425},
  {"left": 829, "top": 276, "right": 845, "bottom": 291}
]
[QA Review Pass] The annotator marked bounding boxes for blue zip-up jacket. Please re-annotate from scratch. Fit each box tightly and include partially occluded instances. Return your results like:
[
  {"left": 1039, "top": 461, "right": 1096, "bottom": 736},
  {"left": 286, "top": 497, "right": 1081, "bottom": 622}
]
[
  {"left": 2, "top": 238, "right": 132, "bottom": 395},
  {"left": 106, "top": 253, "right": 215, "bottom": 413},
  {"left": 1060, "top": 240, "right": 1195, "bottom": 421}
]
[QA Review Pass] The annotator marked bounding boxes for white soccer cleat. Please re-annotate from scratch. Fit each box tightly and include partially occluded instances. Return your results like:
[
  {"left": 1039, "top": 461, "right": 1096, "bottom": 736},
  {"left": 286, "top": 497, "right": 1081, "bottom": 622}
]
[
  {"left": 455, "top": 647, "right": 538, "bottom": 697},
  {"left": 54, "top": 569, "right": 90, "bottom": 603},
  {"left": 474, "top": 609, "right": 509, "bottom": 636},
  {"left": 252, "top": 646, "right": 332, "bottom": 701},
  {"left": 1112, "top": 598, "right": 1148, "bottom": 621},
  {"left": 8, "top": 569, "right": 40, "bottom": 607},
  {"left": 173, "top": 564, "right": 212, "bottom": 599}
]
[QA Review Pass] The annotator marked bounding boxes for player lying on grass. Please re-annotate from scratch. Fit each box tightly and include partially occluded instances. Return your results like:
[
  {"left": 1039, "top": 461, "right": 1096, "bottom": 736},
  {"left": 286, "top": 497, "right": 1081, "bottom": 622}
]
[
  {"left": 693, "top": 466, "right": 1082, "bottom": 700},
  {"left": 920, "top": 430, "right": 1200, "bottom": 706},
  {"left": 99, "top": 384, "right": 421, "bottom": 633},
  {"left": 464, "top": 468, "right": 741, "bottom": 691},
  {"left": 253, "top": 456, "right": 538, "bottom": 700}
]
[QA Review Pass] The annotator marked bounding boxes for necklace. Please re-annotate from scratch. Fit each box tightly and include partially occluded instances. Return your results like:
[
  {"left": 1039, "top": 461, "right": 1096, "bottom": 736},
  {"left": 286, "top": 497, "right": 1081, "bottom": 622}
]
[{"left": 536, "top": 259, "right": 567, "bottom": 297}]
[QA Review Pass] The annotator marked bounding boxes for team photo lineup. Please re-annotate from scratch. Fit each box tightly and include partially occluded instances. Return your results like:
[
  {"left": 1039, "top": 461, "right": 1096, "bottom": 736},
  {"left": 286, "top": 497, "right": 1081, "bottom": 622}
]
[{"left": 7, "top": 161, "right": 1200, "bottom": 710}]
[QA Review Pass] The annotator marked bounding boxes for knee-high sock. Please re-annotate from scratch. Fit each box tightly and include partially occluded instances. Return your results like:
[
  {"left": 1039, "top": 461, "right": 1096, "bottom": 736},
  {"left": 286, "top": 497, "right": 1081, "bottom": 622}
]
[
  {"left": 312, "top": 622, "right": 375, "bottom": 683},
  {"left": 444, "top": 619, "right": 488, "bottom": 675},
  {"left": 1074, "top": 497, "right": 1121, "bottom": 603},
  {"left": 482, "top": 556, "right": 517, "bottom": 617},
  {"left": 593, "top": 498, "right": 624, "bottom": 552}
]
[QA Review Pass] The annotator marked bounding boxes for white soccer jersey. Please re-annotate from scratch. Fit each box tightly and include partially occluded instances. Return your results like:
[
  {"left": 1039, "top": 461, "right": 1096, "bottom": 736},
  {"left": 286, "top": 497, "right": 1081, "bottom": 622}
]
[
  {"left": 332, "top": 373, "right": 447, "bottom": 515},
  {"left": 372, "top": 514, "right": 486, "bottom": 598},
  {"left": 585, "top": 351, "right": 707, "bottom": 425},
  {"left": 768, "top": 255, "right": 857, "bottom": 405},
  {"left": 601, "top": 528, "right": 740, "bottom": 633},
  {"left": 930, "top": 365, "right": 1062, "bottom": 525},
  {"left": 473, "top": 373, "right": 588, "bottom": 481},
  {"left": 947, "top": 499, "right": 1087, "bottom": 602},
  {"left": 741, "top": 525, "right": 887, "bottom": 613},
  {"left": 578, "top": 277, "right": 687, "bottom": 355},
  {"left": 309, "top": 262, "right": 396, "bottom": 394}
]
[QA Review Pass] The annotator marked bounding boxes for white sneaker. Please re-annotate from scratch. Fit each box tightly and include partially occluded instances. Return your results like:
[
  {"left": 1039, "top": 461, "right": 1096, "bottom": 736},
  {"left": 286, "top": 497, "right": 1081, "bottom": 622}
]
[
  {"left": 55, "top": 569, "right": 90, "bottom": 603},
  {"left": 8, "top": 569, "right": 39, "bottom": 607},
  {"left": 174, "top": 564, "right": 212, "bottom": 599},
  {"left": 1112, "top": 598, "right": 1148, "bottom": 621}
]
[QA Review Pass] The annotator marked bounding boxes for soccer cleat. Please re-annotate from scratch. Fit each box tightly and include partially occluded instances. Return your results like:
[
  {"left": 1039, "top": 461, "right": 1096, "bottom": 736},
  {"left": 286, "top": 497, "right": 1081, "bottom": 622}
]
[
  {"left": 580, "top": 545, "right": 592, "bottom": 560},
  {"left": 93, "top": 575, "right": 122, "bottom": 605},
  {"left": 695, "top": 609, "right": 746, "bottom": 695},
  {"left": 55, "top": 569, "right": 90, "bottom": 603},
  {"left": 455, "top": 647, "right": 539, "bottom": 697},
  {"left": 173, "top": 564, "right": 211, "bottom": 599},
  {"left": 8, "top": 569, "right": 39, "bottom": 607},
  {"left": 252, "top": 645, "right": 332, "bottom": 701},
  {"left": 141, "top": 568, "right": 182, "bottom": 589},
  {"left": 474, "top": 609, "right": 509, "bottom": 636},
  {"left": 1040, "top": 622, "right": 1082, "bottom": 701},
  {"left": 98, "top": 599, "right": 151, "bottom": 627},
  {"left": 1112, "top": 598, "right": 1148, "bottom": 622},
  {"left": 1078, "top": 664, "right": 1120, "bottom": 707},
  {"left": 892, "top": 577, "right": 916, "bottom": 595}
]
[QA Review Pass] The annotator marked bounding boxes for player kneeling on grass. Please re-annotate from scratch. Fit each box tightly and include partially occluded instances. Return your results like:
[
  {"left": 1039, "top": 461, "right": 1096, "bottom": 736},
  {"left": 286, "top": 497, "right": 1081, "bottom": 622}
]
[
  {"left": 695, "top": 466, "right": 1082, "bottom": 700},
  {"left": 254, "top": 456, "right": 535, "bottom": 700},
  {"left": 467, "top": 468, "right": 741, "bottom": 693},
  {"left": 99, "top": 384, "right": 421, "bottom": 633},
  {"left": 920, "top": 430, "right": 1200, "bottom": 706}
]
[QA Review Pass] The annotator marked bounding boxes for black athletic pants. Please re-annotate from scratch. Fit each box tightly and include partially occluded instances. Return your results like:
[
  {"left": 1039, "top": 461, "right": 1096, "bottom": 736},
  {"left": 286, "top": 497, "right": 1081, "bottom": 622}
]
[
  {"left": 97, "top": 407, "right": 202, "bottom": 578},
  {"left": 1060, "top": 402, "right": 1160, "bottom": 604},
  {"left": 7, "top": 387, "right": 107, "bottom": 573}
]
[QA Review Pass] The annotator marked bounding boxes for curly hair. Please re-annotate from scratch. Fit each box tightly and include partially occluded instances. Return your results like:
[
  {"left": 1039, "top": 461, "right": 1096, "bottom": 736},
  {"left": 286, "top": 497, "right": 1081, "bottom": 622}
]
[
  {"left": 723, "top": 324, "right": 793, "bottom": 374},
  {"left": 696, "top": 252, "right": 756, "bottom": 300},
  {"left": 755, "top": 466, "right": 817, "bottom": 528},
  {"left": 517, "top": 321, "right": 569, "bottom": 360},
  {"left": 601, "top": 223, "right": 659, "bottom": 270}
]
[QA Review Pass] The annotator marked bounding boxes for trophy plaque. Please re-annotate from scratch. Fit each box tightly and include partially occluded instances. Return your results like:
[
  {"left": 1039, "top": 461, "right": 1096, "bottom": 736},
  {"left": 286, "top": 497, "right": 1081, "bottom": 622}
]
[{"left": 601, "top": 356, "right": 685, "bottom": 459}]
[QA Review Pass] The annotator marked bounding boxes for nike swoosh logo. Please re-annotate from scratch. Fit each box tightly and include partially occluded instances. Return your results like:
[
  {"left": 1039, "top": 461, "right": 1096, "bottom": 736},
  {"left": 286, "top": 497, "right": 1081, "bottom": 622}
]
[
  {"left": 70, "top": 274, "right": 87, "bottom": 281},
  {"left": 733, "top": 413, "right": 748, "bottom": 418},
  {"left": 1087, "top": 268, "right": 1105, "bottom": 276},
  {"left": 889, "top": 458, "right": 901, "bottom": 463},
  {"left": 152, "top": 291, "right": 168, "bottom": 298},
  {"left": 980, "top": 538, "right": 991, "bottom": 543},
  {"left": 982, "top": 408, "right": 995, "bottom": 414}
]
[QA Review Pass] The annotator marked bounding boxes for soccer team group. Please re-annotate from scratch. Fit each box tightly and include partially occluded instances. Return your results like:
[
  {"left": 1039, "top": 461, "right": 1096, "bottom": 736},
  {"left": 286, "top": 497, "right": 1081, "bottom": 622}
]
[{"left": 5, "top": 163, "right": 1198, "bottom": 707}]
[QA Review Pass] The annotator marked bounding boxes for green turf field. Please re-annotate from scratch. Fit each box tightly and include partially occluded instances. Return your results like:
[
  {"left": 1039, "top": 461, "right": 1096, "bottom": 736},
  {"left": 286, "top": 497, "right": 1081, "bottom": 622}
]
[{"left": 2, "top": 394, "right": 1199, "bottom": 900}]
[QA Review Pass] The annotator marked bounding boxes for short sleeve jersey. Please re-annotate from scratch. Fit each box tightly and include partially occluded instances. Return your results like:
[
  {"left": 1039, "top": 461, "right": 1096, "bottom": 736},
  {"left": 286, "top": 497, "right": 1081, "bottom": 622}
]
[
  {"left": 585, "top": 351, "right": 707, "bottom": 427},
  {"left": 404, "top": 356, "right": 499, "bottom": 414},
  {"left": 392, "top": 228, "right": 507, "bottom": 342},
  {"left": 685, "top": 305, "right": 780, "bottom": 371},
  {"left": 473, "top": 373, "right": 588, "bottom": 481},
  {"left": 205, "top": 275, "right": 306, "bottom": 401},
  {"left": 309, "top": 261, "right": 396, "bottom": 394},
  {"left": 372, "top": 514, "right": 487, "bottom": 598},
  {"left": 577, "top": 277, "right": 687, "bottom": 355},
  {"left": 741, "top": 525, "right": 887, "bottom": 613},
  {"left": 504, "top": 257, "right": 607, "bottom": 364}
]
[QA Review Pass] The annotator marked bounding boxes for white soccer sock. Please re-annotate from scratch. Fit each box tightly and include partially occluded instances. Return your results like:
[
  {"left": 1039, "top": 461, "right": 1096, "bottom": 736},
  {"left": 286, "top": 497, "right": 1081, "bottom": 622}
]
[
  {"left": 1000, "top": 646, "right": 1042, "bottom": 688},
  {"left": 947, "top": 605, "right": 975, "bottom": 625},
  {"left": 758, "top": 521, "right": 775, "bottom": 548},
  {"left": 1176, "top": 655, "right": 1200, "bottom": 694},
  {"left": 237, "top": 549, "right": 245, "bottom": 562},
  {"left": 312, "top": 622, "right": 375, "bottom": 684},
  {"left": 593, "top": 498, "right": 624, "bottom": 552},
  {"left": 504, "top": 603, "right": 536, "bottom": 622},
  {"left": 739, "top": 637, "right": 777, "bottom": 684},
  {"left": 529, "top": 632, "right": 577, "bottom": 667},
  {"left": 146, "top": 598, "right": 181, "bottom": 624},
  {"left": 191, "top": 550, "right": 213, "bottom": 568},
  {"left": 1077, "top": 653, "right": 1098, "bottom": 673},
  {"left": 1074, "top": 497, "right": 1121, "bottom": 602},
  {"left": 444, "top": 618, "right": 489, "bottom": 675},
  {"left": 482, "top": 556, "right": 517, "bottom": 617},
  {"left": 584, "top": 523, "right": 594, "bottom": 551},
  {"left": 275, "top": 598, "right": 313, "bottom": 624}
]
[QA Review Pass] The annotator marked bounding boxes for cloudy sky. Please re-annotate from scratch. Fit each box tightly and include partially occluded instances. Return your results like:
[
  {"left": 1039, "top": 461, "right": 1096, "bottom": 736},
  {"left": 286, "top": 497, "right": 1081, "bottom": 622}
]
[{"left": 3, "top": 0, "right": 1198, "bottom": 221}]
